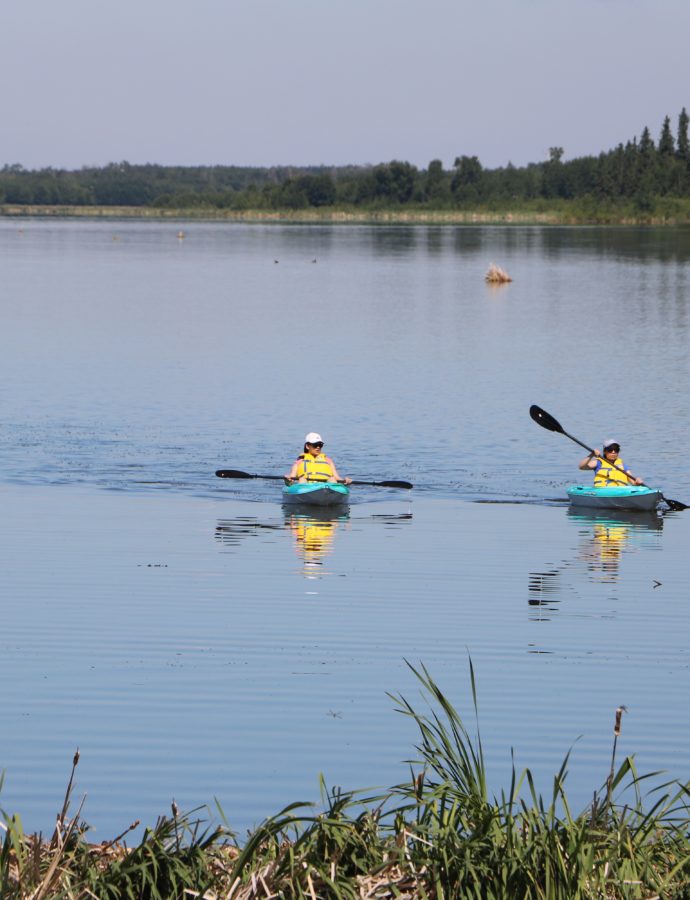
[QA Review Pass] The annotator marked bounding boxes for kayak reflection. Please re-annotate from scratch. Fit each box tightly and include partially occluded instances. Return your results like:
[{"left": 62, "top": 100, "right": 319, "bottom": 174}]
[
  {"left": 528, "top": 507, "right": 664, "bottom": 624},
  {"left": 215, "top": 504, "right": 412, "bottom": 581},
  {"left": 285, "top": 509, "right": 349, "bottom": 579},
  {"left": 214, "top": 511, "right": 346, "bottom": 577},
  {"left": 568, "top": 507, "right": 663, "bottom": 584}
]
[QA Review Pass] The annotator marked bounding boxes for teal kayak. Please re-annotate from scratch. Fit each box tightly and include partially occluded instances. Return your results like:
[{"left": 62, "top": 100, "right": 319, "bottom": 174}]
[
  {"left": 567, "top": 484, "right": 662, "bottom": 511},
  {"left": 282, "top": 482, "right": 350, "bottom": 507}
]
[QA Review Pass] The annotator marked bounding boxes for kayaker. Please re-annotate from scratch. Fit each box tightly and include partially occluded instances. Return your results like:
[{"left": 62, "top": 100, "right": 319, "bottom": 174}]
[
  {"left": 284, "top": 433, "right": 352, "bottom": 485},
  {"left": 578, "top": 439, "right": 643, "bottom": 486}
]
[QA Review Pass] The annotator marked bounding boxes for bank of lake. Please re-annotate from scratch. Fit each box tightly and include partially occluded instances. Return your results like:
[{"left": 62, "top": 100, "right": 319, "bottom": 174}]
[{"left": 3, "top": 198, "right": 690, "bottom": 225}]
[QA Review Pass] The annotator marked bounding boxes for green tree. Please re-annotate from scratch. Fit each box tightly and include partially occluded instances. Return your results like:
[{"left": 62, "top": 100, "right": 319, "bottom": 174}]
[
  {"left": 639, "top": 126, "right": 655, "bottom": 158},
  {"left": 423, "top": 159, "right": 450, "bottom": 203},
  {"left": 302, "top": 174, "right": 336, "bottom": 206},
  {"left": 659, "top": 116, "right": 675, "bottom": 156},
  {"left": 633, "top": 127, "right": 658, "bottom": 199},
  {"left": 677, "top": 107, "right": 689, "bottom": 161},
  {"left": 541, "top": 147, "right": 568, "bottom": 198},
  {"left": 371, "top": 161, "right": 417, "bottom": 204},
  {"left": 451, "top": 155, "right": 483, "bottom": 202}
]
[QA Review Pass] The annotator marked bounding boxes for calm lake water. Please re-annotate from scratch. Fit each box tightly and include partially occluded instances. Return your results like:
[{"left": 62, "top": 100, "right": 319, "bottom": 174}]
[{"left": 1, "top": 219, "right": 689, "bottom": 839}]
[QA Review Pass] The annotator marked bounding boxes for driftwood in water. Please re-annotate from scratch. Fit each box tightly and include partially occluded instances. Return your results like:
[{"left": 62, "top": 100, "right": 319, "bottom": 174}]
[{"left": 485, "top": 262, "right": 512, "bottom": 283}]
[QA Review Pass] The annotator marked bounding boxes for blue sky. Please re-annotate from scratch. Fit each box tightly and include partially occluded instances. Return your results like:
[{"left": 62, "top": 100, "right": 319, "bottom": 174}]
[{"left": 3, "top": 0, "right": 689, "bottom": 171}]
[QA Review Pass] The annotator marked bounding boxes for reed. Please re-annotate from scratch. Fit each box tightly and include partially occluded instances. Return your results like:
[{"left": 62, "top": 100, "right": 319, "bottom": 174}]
[
  {"left": 2, "top": 662, "right": 689, "bottom": 898},
  {"left": 4, "top": 198, "right": 690, "bottom": 225}
]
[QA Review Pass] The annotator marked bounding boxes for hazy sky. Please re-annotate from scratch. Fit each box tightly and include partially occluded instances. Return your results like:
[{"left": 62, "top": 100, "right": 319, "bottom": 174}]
[{"left": 3, "top": 0, "right": 689, "bottom": 171}]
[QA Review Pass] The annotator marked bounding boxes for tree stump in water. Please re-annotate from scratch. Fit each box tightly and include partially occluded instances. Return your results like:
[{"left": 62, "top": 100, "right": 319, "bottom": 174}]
[{"left": 485, "top": 263, "right": 512, "bottom": 283}]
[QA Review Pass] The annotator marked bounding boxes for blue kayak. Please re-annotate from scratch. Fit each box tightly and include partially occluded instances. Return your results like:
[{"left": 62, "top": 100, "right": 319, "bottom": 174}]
[
  {"left": 567, "top": 484, "right": 662, "bottom": 511},
  {"left": 282, "top": 482, "right": 350, "bottom": 507}
]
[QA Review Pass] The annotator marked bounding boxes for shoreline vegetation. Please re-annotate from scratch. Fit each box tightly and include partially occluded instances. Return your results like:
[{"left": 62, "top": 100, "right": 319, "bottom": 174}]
[
  {"left": 4, "top": 201, "right": 690, "bottom": 226},
  {"left": 2, "top": 110, "right": 690, "bottom": 226},
  {"left": 2, "top": 664, "right": 689, "bottom": 898}
]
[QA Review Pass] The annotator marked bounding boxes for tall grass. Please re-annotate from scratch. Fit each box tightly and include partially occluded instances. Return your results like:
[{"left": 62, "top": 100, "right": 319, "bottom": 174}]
[
  {"left": 4, "top": 197, "right": 690, "bottom": 224},
  {"left": 2, "top": 661, "right": 689, "bottom": 898}
]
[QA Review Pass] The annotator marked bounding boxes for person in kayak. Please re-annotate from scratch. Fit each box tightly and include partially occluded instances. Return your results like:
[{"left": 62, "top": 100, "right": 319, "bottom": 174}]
[
  {"left": 578, "top": 439, "right": 643, "bottom": 486},
  {"left": 284, "top": 433, "right": 352, "bottom": 485}
]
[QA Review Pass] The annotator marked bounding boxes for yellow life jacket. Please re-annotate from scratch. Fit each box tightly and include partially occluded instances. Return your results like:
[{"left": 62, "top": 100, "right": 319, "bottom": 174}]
[
  {"left": 295, "top": 453, "right": 335, "bottom": 482},
  {"left": 593, "top": 455, "right": 630, "bottom": 487}
]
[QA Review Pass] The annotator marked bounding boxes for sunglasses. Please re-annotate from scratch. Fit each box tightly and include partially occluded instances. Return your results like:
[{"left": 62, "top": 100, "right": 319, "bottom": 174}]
[
  {"left": 309, "top": 442, "right": 324, "bottom": 449},
  {"left": 605, "top": 446, "right": 620, "bottom": 453}
]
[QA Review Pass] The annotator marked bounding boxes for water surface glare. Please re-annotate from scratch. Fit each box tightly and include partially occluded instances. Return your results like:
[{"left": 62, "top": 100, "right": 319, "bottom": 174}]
[{"left": 1, "top": 220, "right": 689, "bottom": 836}]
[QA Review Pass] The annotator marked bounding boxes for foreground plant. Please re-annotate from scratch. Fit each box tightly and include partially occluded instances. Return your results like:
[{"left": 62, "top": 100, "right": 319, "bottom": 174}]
[{"left": 2, "top": 662, "right": 689, "bottom": 898}]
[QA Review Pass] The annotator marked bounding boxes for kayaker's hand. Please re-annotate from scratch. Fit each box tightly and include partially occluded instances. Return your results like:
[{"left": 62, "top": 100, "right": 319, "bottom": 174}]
[
  {"left": 340, "top": 477, "right": 352, "bottom": 485},
  {"left": 284, "top": 476, "right": 293, "bottom": 485},
  {"left": 633, "top": 477, "right": 643, "bottom": 486}
]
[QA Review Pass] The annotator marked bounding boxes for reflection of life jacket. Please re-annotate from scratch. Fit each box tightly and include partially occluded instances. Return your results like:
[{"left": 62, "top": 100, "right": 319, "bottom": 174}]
[
  {"left": 593, "top": 456, "right": 629, "bottom": 486},
  {"left": 593, "top": 523, "right": 626, "bottom": 553},
  {"left": 295, "top": 453, "right": 335, "bottom": 482},
  {"left": 591, "top": 524, "right": 626, "bottom": 582},
  {"left": 291, "top": 519, "right": 336, "bottom": 557}
]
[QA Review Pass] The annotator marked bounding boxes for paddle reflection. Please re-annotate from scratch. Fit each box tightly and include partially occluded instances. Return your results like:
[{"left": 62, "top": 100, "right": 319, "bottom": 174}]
[
  {"left": 568, "top": 508, "right": 663, "bottom": 584},
  {"left": 528, "top": 569, "right": 562, "bottom": 611},
  {"left": 215, "top": 516, "right": 283, "bottom": 547}
]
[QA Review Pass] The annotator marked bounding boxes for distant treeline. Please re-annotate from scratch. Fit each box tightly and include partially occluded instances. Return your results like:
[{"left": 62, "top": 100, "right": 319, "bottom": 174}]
[{"left": 2, "top": 111, "right": 689, "bottom": 213}]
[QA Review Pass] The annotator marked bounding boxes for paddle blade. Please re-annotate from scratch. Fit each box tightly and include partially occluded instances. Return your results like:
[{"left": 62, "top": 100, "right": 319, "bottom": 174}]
[
  {"left": 349, "top": 479, "right": 413, "bottom": 489},
  {"left": 216, "top": 469, "right": 255, "bottom": 479},
  {"left": 529, "top": 405, "right": 565, "bottom": 434},
  {"left": 663, "top": 496, "right": 688, "bottom": 511}
]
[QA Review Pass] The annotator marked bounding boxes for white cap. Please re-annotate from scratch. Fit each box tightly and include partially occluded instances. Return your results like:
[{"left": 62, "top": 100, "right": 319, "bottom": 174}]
[
  {"left": 305, "top": 432, "right": 323, "bottom": 444},
  {"left": 603, "top": 439, "right": 619, "bottom": 449}
]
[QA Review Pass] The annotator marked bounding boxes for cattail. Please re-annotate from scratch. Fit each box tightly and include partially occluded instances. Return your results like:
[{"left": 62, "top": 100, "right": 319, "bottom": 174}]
[
  {"left": 415, "top": 772, "right": 425, "bottom": 799},
  {"left": 614, "top": 706, "right": 627, "bottom": 736}
]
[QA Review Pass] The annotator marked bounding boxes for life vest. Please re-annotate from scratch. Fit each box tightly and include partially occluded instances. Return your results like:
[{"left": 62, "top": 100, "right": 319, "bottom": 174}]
[
  {"left": 295, "top": 453, "right": 335, "bottom": 482},
  {"left": 593, "top": 455, "right": 630, "bottom": 487}
]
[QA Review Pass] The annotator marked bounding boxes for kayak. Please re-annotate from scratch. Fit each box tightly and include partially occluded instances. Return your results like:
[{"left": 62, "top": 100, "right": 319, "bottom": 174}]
[
  {"left": 282, "top": 482, "right": 350, "bottom": 508},
  {"left": 567, "top": 484, "right": 662, "bottom": 511}
]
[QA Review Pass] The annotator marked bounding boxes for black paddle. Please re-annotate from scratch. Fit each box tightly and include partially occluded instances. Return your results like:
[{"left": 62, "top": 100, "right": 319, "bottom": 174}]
[
  {"left": 215, "top": 469, "right": 413, "bottom": 490},
  {"left": 529, "top": 405, "right": 687, "bottom": 511}
]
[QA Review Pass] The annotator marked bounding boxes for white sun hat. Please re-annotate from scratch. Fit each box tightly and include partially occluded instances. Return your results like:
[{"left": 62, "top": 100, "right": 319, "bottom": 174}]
[{"left": 304, "top": 432, "right": 323, "bottom": 444}]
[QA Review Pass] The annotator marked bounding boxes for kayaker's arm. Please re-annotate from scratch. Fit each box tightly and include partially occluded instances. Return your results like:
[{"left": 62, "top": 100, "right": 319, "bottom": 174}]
[
  {"left": 284, "top": 459, "right": 301, "bottom": 484},
  {"left": 579, "top": 449, "right": 601, "bottom": 470},
  {"left": 328, "top": 457, "right": 352, "bottom": 485},
  {"left": 624, "top": 470, "right": 644, "bottom": 486}
]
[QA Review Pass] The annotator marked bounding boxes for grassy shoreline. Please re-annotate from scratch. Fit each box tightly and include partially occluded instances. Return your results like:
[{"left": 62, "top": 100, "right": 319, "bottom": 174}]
[
  {"left": 3, "top": 202, "right": 690, "bottom": 226},
  {"left": 2, "top": 665, "right": 689, "bottom": 898}
]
